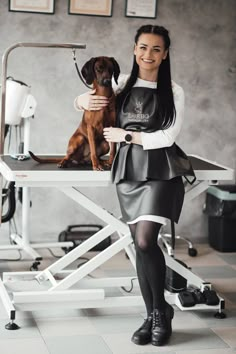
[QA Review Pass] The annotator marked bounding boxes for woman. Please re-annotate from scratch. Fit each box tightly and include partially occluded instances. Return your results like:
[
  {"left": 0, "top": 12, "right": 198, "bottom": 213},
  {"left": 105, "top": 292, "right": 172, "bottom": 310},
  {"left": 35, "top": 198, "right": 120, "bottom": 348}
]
[{"left": 75, "top": 24, "right": 195, "bottom": 347}]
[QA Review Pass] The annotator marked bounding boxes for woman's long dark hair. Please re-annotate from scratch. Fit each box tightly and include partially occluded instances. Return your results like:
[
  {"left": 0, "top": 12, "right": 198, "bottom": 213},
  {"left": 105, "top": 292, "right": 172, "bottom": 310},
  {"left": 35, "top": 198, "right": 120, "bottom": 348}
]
[{"left": 117, "top": 25, "right": 176, "bottom": 129}]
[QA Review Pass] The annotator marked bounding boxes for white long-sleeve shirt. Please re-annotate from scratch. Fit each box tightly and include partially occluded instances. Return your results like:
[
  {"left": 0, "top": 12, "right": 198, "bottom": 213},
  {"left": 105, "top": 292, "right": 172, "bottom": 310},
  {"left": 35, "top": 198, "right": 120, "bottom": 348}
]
[{"left": 74, "top": 74, "right": 185, "bottom": 150}]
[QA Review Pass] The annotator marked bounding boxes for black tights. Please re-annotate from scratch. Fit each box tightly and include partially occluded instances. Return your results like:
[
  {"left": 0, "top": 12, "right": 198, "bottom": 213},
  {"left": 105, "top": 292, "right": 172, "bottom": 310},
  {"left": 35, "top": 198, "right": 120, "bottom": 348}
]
[{"left": 129, "top": 221, "right": 166, "bottom": 316}]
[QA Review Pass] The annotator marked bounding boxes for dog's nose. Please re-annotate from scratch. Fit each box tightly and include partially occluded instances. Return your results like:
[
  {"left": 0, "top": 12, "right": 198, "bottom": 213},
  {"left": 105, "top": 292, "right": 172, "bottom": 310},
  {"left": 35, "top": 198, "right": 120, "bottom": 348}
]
[{"left": 102, "top": 78, "right": 112, "bottom": 87}]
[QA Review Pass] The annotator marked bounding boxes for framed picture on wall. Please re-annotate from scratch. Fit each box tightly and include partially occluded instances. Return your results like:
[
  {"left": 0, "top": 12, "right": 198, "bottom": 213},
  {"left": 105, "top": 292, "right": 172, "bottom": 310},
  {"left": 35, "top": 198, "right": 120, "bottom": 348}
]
[
  {"left": 68, "top": 0, "right": 113, "bottom": 17},
  {"left": 125, "top": 0, "right": 157, "bottom": 19},
  {"left": 9, "top": 0, "right": 55, "bottom": 14}
]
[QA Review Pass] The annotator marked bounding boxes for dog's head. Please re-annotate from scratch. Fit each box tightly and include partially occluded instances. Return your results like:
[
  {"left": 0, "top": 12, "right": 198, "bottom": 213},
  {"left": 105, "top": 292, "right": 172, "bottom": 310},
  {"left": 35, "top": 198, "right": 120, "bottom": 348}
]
[{"left": 81, "top": 57, "right": 120, "bottom": 87}]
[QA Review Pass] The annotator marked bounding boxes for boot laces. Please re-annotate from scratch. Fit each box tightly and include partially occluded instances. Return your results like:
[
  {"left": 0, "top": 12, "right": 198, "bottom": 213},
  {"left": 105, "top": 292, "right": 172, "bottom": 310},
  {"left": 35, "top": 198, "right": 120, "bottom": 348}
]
[
  {"left": 141, "top": 316, "right": 152, "bottom": 330},
  {"left": 153, "top": 310, "right": 167, "bottom": 329}
]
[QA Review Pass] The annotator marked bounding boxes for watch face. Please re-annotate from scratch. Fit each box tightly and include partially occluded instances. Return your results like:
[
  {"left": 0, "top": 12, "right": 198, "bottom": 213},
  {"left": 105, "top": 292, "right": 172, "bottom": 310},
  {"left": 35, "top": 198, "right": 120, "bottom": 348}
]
[{"left": 125, "top": 133, "right": 132, "bottom": 142}]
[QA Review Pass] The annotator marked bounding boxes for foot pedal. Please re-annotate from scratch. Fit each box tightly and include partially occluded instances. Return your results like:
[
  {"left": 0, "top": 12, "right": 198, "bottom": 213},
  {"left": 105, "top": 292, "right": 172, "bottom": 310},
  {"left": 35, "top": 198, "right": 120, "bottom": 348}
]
[
  {"left": 203, "top": 289, "right": 220, "bottom": 305},
  {"left": 191, "top": 289, "right": 206, "bottom": 304},
  {"left": 178, "top": 290, "right": 196, "bottom": 307}
]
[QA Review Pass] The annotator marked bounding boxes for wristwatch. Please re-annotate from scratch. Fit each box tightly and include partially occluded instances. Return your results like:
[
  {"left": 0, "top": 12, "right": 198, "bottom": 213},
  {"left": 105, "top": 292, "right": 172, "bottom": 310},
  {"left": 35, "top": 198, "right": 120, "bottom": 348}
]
[{"left": 124, "top": 132, "right": 133, "bottom": 143}]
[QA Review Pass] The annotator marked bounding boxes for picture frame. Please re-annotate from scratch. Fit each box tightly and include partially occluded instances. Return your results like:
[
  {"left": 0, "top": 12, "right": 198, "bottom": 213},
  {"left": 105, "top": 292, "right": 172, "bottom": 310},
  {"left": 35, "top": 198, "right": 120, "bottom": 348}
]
[
  {"left": 125, "top": 0, "right": 157, "bottom": 19},
  {"left": 8, "top": 0, "right": 55, "bottom": 14},
  {"left": 68, "top": 0, "right": 113, "bottom": 17}
]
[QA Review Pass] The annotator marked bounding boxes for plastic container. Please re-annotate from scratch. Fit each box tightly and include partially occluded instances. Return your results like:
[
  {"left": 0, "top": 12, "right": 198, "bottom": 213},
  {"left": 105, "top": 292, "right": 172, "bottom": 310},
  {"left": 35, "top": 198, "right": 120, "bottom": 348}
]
[{"left": 205, "top": 185, "right": 236, "bottom": 252}]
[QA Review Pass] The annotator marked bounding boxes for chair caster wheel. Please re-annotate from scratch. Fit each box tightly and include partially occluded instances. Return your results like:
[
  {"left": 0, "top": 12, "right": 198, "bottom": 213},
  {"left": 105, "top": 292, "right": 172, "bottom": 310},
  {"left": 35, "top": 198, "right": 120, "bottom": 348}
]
[
  {"left": 30, "top": 261, "right": 41, "bottom": 271},
  {"left": 188, "top": 247, "right": 197, "bottom": 257}
]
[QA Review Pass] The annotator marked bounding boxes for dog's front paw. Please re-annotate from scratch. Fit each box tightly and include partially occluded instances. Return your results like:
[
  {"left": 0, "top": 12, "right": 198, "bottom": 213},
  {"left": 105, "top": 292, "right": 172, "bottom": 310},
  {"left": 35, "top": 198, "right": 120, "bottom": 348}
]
[
  {"left": 91, "top": 157, "right": 104, "bottom": 171},
  {"left": 93, "top": 165, "right": 104, "bottom": 171},
  {"left": 92, "top": 162, "right": 104, "bottom": 171},
  {"left": 57, "top": 159, "right": 68, "bottom": 168},
  {"left": 102, "top": 160, "right": 112, "bottom": 170}
]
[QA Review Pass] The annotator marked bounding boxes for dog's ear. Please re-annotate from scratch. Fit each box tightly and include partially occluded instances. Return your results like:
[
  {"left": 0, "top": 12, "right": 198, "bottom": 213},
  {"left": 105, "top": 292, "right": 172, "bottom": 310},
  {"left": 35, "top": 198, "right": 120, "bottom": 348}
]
[
  {"left": 81, "top": 57, "right": 97, "bottom": 85},
  {"left": 110, "top": 58, "right": 120, "bottom": 85}
]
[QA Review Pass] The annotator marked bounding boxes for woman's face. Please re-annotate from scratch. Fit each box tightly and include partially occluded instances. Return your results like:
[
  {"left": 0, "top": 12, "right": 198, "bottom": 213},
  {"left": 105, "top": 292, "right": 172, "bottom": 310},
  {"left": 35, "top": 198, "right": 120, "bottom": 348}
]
[{"left": 134, "top": 33, "right": 168, "bottom": 78}]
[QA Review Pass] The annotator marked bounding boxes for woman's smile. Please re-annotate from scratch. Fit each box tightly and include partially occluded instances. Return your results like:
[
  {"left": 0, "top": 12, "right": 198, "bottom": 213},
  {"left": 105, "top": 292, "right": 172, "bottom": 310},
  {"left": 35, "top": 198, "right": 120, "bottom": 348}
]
[
  {"left": 142, "top": 58, "right": 155, "bottom": 63},
  {"left": 134, "top": 33, "right": 168, "bottom": 80}
]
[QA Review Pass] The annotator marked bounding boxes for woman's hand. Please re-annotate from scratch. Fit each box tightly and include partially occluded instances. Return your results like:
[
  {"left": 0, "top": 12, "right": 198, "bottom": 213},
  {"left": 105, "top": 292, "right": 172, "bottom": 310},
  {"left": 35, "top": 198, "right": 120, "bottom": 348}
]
[
  {"left": 76, "top": 89, "right": 109, "bottom": 111},
  {"left": 104, "top": 128, "right": 142, "bottom": 145},
  {"left": 103, "top": 127, "right": 126, "bottom": 143}
]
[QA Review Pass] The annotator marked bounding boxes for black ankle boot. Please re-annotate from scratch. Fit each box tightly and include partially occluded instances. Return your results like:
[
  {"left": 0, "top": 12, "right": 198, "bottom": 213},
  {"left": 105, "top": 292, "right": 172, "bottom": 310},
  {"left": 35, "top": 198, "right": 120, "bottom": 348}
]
[
  {"left": 151, "top": 303, "right": 174, "bottom": 346},
  {"left": 131, "top": 315, "right": 152, "bottom": 345}
]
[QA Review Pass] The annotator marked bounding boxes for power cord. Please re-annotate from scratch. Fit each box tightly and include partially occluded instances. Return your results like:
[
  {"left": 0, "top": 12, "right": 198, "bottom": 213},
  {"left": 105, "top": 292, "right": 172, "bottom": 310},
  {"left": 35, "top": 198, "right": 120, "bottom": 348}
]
[
  {"left": 47, "top": 248, "right": 63, "bottom": 259},
  {"left": 121, "top": 277, "right": 137, "bottom": 293}
]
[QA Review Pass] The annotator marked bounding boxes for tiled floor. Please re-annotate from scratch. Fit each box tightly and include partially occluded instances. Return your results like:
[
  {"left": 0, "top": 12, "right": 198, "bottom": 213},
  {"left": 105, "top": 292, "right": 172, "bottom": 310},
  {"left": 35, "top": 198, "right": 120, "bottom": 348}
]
[{"left": 0, "top": 242, "right": 236, "bottom": 354}]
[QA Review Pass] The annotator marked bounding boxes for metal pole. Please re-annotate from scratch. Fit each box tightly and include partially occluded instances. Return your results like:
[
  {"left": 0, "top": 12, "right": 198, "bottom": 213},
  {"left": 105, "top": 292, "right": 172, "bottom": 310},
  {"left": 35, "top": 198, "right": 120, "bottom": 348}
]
[
  {"left": 0, "top": 42, "right": 86, "bottom": 225},
  {"left": 0, "top": 42, "right": 86, "bottom": 155}
]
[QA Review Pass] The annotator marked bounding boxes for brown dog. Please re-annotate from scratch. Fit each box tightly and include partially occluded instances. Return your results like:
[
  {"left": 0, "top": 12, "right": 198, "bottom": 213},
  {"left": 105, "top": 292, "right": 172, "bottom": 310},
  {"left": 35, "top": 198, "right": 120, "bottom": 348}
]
[{"left": 29, "top": 56, "right": 120, "bottom": 170}]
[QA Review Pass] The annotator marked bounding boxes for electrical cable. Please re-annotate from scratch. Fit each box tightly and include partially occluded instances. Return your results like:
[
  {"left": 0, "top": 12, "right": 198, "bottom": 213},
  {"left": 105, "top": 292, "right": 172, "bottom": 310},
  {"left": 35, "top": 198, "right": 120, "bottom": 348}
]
[
  {"left": 121, "top": 277, "right": 137, "bottom": 293},
  {"left": 46, "top": 248, "right": 63, "bottom": 259}
]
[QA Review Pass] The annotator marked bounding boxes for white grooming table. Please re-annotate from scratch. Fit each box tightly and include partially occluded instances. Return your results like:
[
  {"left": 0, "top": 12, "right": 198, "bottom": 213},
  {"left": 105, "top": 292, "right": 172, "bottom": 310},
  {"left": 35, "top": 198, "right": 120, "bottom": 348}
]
[{"left": 0, "top": 153, "right": 234, "bottom": 328}]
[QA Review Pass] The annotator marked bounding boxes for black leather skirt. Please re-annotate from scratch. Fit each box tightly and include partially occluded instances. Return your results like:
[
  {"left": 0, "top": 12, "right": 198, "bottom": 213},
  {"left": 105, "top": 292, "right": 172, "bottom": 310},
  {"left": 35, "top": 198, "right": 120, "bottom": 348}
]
[{"left": 116, "top": 177, "right": 185, "bottom": 224}]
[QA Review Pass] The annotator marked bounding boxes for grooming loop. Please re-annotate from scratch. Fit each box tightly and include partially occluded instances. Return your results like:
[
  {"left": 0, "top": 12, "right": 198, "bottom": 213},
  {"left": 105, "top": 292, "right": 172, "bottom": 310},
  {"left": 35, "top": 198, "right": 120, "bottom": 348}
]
[{"left": 72, "top": 49, "right": 92, "bottom": 89}]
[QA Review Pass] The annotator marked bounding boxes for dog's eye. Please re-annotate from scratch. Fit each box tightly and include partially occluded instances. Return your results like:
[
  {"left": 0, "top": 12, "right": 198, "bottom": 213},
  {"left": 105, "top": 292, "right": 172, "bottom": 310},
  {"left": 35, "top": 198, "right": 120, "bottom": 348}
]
[{"left": 96, "top": 66, "right": 104, "bottom": 73}]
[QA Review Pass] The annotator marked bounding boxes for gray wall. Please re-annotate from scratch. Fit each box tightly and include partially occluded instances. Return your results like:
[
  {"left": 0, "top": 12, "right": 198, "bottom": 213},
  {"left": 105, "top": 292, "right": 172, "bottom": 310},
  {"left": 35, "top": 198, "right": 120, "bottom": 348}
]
[{"left": 0, "top": 0, "right": 235, "bottom": 243}]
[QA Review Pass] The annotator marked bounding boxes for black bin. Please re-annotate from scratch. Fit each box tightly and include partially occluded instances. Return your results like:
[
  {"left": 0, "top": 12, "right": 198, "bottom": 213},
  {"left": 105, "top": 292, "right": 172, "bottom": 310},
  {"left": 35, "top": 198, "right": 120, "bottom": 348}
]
[{"left": 205, "top": 185, "right": 236, "bottom": 252}]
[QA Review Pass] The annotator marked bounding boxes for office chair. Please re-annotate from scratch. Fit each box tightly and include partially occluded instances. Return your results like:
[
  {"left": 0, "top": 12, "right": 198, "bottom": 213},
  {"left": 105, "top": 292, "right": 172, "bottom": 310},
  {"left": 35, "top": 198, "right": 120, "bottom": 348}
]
[{"left": 158, "top": 220, "right": 198, "bottom": 257}]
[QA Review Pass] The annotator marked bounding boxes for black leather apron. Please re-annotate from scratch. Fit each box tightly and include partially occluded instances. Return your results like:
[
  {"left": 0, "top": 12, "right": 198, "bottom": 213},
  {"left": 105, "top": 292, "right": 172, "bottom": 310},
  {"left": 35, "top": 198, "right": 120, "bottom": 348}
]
[
  {"left": 112, "top": 87, "right": 195, "bottom": 183},
  {"left": 112, "top": 87, "right": 195, "bottom": 223}
]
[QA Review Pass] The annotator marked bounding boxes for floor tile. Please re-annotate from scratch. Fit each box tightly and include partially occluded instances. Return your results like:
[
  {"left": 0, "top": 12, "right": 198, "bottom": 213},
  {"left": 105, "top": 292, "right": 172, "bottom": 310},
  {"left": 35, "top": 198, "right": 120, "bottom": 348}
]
[
  {"left": 224, "top": 292, "right": 236, "bottom": 304},
  {"left": 134, "top": 352, "right": 176, "bottom": 354},
  {"left": 35, "top": 316, "right": 97, "bottom": 337},
  {"left": 0, "top": 318, "right": 40, "bottom": 339},
  {"left": 225, "top": 300, "right": 236, "bottom": 310},
  {"left": 178, "top": 251, "right": 228, "bottom": 267},
  {"left": 88, "top": 313, "right": 143, "bottom": 334},
  {"left": 0, "top": 241, "right": 235, "bottom": 353},
  {"left": 32, "top": 308, "right": 87, "bottom": 319},
  {"left": 102, "top": 332, "right": 174, "bottom": 353},
  {"left": 176, "top": 348, "right": 236, "bottom": 354},
  {"left": 104, "top": 268, "right": 137, "bottom": 277},
  {"left": 0, "top": 337, "right": 50, "bottom": 354},
  {"left": 207, "top": 278, "right": 236, "bottom": 293},
  {"left": 100, "top": 251, "right": 134, "bottom": 270},
  {"left": 164, "top": 328, "right": 229, "bottom": 351},
  {"left": 213, "top": 327, "right": 236, "bottom": 347},
  {"left": 217, "top": 254, "right": 236, "bottom": 265},
  {"left": 193, "top": 309, "right": 236, "bottom": 328},
  {"left": 85, "top": 306, "right": 143, "bottom": 316},
  {"left": 192, "top": 265, "right": 236, "bottom": 279},
  {"left": 172, "top": 310, "right": 208, "bottom": 329},
  {"left": 44, "top": 334, "right": 112, "bottom": 354},
  {"left": 102, "top": 328, "right": 229, "bottom": 354}
]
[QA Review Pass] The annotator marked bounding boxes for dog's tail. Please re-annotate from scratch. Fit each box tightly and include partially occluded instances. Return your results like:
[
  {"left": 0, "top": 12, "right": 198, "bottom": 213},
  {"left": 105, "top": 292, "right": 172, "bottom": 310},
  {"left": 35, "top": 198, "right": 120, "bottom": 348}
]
[{"left": 28, "top": 151, "right": 62, "bottom": 163}]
